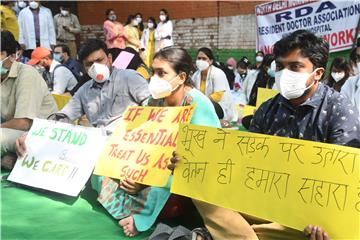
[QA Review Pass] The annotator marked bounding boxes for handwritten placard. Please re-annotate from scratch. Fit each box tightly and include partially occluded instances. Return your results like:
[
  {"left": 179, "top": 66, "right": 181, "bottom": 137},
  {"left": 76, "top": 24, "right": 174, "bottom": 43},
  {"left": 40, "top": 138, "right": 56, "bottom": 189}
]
[
  {"left": 8, "top": 119, "right": 107, "bottom": 196},
  {"left": 256, "top": 88, "right": 278, "bottom": 108},
  {"left": 112, "top": 51, "right": 135, "bottom": 70},
  {"left": 94, "top": 106, "right": 195, "bottom": 187},
  {"left": 52, "top": 93, "right": 72, "bottom": 110},
  {"left": 171, "top": 124, "right": 360, "bottom": 239}
]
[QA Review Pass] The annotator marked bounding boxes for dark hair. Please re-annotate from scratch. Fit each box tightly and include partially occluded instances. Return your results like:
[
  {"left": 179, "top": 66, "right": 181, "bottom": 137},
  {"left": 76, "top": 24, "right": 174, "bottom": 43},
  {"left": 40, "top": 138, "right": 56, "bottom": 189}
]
[
  {"left": 148, "top": 17, "right": 157, "bottom": 29},
  {"left": 154, "top": 46, "right": 195, "bottom": 86},
  {"left": 256, "top": 51, "right": 264, "bottom": 57},
  {"left": 350, "top": 47, "right": 360, "bottom": 64},
  {"left": 125, "top": 15, "right": 136, "bottom": 26},
  {"left": 1, "top": 31, "right": 17, "bottom": 55},
  {"left": 55, "top": 44, "right": 71, "bottom": 56},
  {"left": 160, "top": 8, "right": 170, "bottom": 22},
  {"left": 135, "top": 12, "right": 144, "bottom": 31},
  {"left": 259, "top": 54, "right": 274, "bottom": 73},
  {"left": 78, "top": 39, "right": 108, "bottom": 63},
  {"left": 273, "top": 30, "right": 329, "bottom": 69},
  {"left": 197, "top": 47, "right": 221, "bottom": 68},
  {"left": 237, "top": 56, "right": 250, "bottom": 69},
  {"left": 327, "top": 57, "right": 351, "bottom": 89},
  {"left": 105, "top": 9, "right": 114, "bottom": 16}
]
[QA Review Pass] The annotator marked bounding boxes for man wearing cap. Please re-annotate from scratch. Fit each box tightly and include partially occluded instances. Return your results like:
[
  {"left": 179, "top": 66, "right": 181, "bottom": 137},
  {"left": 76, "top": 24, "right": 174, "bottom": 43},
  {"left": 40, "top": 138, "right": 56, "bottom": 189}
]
[
  {"left": 28, "top": 47, "right": 78, "bottom": 95},
  {"left": 1, "top": 31, "right": 57, "bottom": 169}
]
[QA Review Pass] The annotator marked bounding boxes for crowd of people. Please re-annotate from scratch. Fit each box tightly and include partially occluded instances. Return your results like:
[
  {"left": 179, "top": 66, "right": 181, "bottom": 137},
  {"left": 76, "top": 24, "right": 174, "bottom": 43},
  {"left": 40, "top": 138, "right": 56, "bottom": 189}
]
[{"left": 1, "top": 1, "right": 360, "bottom": 240}]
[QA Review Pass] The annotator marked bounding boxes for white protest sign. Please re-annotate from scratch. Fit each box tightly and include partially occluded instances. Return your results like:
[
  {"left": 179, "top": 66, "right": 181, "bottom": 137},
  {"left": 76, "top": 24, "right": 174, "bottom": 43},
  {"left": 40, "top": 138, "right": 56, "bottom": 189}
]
[
  {"left": 8, "top": 119, "right": 108, "bottom": 196},
  {"left": 256, "top": 1, "right": 360, "bottom": 53}
]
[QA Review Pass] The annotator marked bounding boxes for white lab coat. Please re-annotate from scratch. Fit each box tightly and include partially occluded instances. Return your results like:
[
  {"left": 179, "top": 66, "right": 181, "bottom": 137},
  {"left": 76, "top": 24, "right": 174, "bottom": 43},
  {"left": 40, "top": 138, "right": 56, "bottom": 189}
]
[
  {"left": 18, "top": 6, "right": 56, "bottom": 50},
  {"left": 155, "top": 20, "right": 173, "bottom": 52},
  {"left": 341, "top": 75, "right": 360, "bottom": 116},
  {"left": 141, "top": 28, "right": 151, "bottom": 51},
  {"left": 192, "top": 65, "right": 237, "bottom": 121},
  {"left": 237, "top": 69, "right": 259, "bottom": 105}
]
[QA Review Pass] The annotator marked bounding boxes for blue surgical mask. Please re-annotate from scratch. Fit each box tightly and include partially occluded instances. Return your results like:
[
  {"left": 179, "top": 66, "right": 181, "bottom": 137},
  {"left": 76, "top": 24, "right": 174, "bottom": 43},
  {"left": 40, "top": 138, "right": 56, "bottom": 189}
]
[
  {"left": 267, "top": 68, "right": 275, "bottom": 77},
  {"left": 0, "top": 56, "right": 10, "bottom": 75},
  {"left": 53, "top": 53, "right": 64, "bottom": 63}
]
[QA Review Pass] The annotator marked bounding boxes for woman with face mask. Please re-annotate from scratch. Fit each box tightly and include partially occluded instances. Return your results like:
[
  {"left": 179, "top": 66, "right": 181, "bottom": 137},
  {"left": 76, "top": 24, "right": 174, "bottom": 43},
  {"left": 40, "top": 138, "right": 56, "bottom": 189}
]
[
  {"left": 155, "top": 9, "right": 173, "bottom": 52},
  {"left": 94, "top": 47, "right": 220, "bottom": 238},
  {"left": 135, "top": 12, "right": 144, "bottom": 35},
  {"left": 124, "top": 14, "right": 140, "bottom": 52},
  {"left": 140, "top": 17, "right": 157, "bottom": 67},
  {"left": 247, "top": 54, "right": 275, "bottom": 106},
  {"left": 192, "top": 47, "right": 237, "bottom": 123},
  {"left": 103, "top": 9, "right": 127, "bottom": 49},
  {"left": 324, "top": 57, "right": 351, "bottom": 92}
]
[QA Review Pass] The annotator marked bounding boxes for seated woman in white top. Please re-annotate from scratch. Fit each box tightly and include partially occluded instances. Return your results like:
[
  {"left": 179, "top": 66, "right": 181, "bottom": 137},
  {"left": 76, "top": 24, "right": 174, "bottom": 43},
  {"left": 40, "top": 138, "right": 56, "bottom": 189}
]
[{"left": 192, "top": 47, "right": 237, "bottom": 122}]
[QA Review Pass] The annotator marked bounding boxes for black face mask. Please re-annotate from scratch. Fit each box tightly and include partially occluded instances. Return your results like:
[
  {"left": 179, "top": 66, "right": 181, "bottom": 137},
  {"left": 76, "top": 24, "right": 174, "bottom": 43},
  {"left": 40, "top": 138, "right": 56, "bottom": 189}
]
[{"left": 240, "top": 73, "right": 247, "bottom": 79}]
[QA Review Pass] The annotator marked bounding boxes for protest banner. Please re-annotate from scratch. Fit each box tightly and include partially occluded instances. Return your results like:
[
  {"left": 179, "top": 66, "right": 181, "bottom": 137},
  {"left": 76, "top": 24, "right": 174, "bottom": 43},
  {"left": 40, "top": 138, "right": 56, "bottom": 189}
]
[
  {"left": 52, "top": 94, "right": 72, "bottom": 110},
  {"left": 112, "top": 51, "right": 135, "bottom": 70},
  {"left": 256, "top": 88, "right": 279, "bottom": 108},
  {"left": 242, "top": 105, "right": 257, "bottom": 117},
  {"left": 8, "top": 119, "right": 107, "bottom": 196},
  {"left": 94, "top": 105, "right": 195, "bottom": 187},
  {"left": 256, "top": 1, "right": 360, "bottom": 53},
  {"left": 171, "top": 124, "right": 360, "bottom": 239}
]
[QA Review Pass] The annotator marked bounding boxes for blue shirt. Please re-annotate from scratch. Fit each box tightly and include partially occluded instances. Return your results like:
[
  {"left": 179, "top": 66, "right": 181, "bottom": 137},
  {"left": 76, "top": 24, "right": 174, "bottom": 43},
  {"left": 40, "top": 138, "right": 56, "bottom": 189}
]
[
  {"left": 63, "top": 58, "right": 83, "bottom": 79},
  {"left": 249, "top": 83, "right": 360, "bottom": 147}
]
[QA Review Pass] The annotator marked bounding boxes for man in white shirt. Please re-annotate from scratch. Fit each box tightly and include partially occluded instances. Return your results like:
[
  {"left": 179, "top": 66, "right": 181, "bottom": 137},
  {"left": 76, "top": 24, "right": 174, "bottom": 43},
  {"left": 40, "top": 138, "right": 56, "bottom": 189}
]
[
  {"left": 28, "top": 47, "right": 77, "bottom": 94},
  {"left": 18, "top": 1, "right": 56, "bottom": 59}
]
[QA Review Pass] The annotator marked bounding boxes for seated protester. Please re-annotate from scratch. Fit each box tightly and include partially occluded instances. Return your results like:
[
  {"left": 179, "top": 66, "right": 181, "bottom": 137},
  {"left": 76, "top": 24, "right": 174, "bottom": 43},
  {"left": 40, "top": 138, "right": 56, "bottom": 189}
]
[
  {"left": 237, "top": 63, "right": 260, "bottom": 105},
  {"left": 27, "top": 47, "right": 78, "bottom": 95},
  {"left": 248, "top": 54, "right": 275, "bottom": 106},
  {"left": 323, "top": 57, "right": 351, "bottom": 92},
  {"left": 224, "top": 57, "right": 236, "bottom": 90},
  {"left": 250, "top": 50, "right": 264, "bottom": 70},
  {"left": 170, "top": 30, "right": 360, "bottom": 240},
  {"left": 1, "top": 31, "right": 57, "bottom": 169},
  {"left": 233, "top": 57, "right": 250, "bottom": 91},
  {"left": 192, "top": 47, "right": 237, "bottom": 122},
  {"left": 56, "top": 39, "right": 150, "bottom": 129},
  {"left": 108, "top": 47, "right": 152, "bottom": 81},
  {"left": 53, "top": 44, "right": 84, "bottom": 80}
]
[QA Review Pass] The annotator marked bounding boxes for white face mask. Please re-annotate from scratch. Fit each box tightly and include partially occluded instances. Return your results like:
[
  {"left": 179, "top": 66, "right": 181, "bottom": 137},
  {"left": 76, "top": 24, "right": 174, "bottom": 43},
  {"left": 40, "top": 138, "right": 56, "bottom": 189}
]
[
  {"left": 29, "top": 1, "right": 39, "bottom": 9},
  {"left": 18, "top": 1, "right": 27, "bottom": 8},
  {"left": 132, "top": 19, "right": 138, "bottom": 26},
  {"left": 196, "top": 60, "right": 210, "bottom": 71},
  {"left": 331, "top": 72, "right": 345, "bottom": 82},
  {"left": 136, "top": 17, "right": 142, "bottom": 23},
  {"left": 87, "top": 62, "right": 110, "bottom": 83},
  {"left": 357, "top": 62, "right": 360, "bottom": 75},
  {"left": 61, "top": 10, "right": 69, "bottom": 16},
  {"left": 256, "top": 56, "right": 263, "bottom": 62},
  {"left": 159, "top": 15, "right": 166, "bottom": 22},
  {"left": 148, "top": 75, "right": 179, "bottom": 99},
  {"left": 148, "top": 22, "right": 154, "bottom": 29},
  {"left": 108, "top": 15, "right": 117, "bottom": 21},
  {"left": 275, "top": 68, "right": 318, "bottom": 100}
]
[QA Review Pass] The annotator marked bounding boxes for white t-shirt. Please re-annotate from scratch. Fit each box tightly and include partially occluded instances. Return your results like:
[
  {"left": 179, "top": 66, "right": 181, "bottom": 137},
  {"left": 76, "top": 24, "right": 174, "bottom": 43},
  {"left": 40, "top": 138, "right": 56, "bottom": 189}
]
[{"left": 49, "top": 60, "right": 77, "bottom": 94}]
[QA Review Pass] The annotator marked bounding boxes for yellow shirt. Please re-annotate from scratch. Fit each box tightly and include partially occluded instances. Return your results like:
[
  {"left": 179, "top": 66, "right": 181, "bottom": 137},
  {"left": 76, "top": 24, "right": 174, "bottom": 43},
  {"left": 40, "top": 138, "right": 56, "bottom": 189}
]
[
  {"left": 0, "top": 5, "right": 19, "bottom": 41},
  {"left": 124, "top": 25, "right": 140, "bottom": 51},
  {"left": 1, "top": 62, "right": 57, "bottom": 121}
]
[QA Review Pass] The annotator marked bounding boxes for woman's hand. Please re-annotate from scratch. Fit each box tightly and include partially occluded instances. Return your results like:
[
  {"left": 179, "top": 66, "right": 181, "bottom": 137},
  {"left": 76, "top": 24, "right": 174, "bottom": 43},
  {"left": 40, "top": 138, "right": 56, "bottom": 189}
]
[
  {"left": 120, "top": 178, "right": 146, "bottom": 195},
  {"left": 304, "top": 225, "right": 330, "bottom": 240},
  {"left": 168, "top": 151, "right": 180, "bottom": 173},
  {"left": 15, "top": 133, "right": 28, "bottom": 157}
]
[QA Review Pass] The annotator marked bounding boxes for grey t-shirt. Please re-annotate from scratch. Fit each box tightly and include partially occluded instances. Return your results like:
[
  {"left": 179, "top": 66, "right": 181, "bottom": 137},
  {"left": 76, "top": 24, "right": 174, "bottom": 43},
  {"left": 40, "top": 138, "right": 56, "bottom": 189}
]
[{"left": 60, "top": 69, "right": 150, "bottom": 127}]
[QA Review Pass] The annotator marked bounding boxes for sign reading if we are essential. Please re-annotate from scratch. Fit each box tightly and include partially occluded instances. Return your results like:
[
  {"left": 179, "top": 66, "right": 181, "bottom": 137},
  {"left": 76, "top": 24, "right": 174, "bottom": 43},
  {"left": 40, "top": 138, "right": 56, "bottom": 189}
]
[{"left": 8, "top": 119, "right": 108, "bottom": 196}]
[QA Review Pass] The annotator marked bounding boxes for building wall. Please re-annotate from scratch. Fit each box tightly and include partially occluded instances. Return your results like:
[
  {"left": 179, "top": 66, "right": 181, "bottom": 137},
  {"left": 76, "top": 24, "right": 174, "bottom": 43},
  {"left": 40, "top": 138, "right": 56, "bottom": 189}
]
[{"left": 77, "top": 1, "right": 265, "bottom": 49}]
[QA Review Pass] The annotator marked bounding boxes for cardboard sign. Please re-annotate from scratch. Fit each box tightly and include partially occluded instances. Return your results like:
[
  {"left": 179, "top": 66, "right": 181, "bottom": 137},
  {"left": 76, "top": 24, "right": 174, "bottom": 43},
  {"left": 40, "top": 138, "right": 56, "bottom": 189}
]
[{"left": 8, "top": 119, "right": 107, "bottom": 196}]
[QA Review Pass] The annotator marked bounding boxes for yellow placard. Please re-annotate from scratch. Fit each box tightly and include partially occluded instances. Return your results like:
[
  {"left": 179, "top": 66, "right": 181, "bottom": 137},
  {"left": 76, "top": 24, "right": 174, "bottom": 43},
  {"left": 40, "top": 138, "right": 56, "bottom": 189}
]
[
  {"left": 171, "top": 124, "right": 360, "bottom": 239},
  {"left": 52, "top": 94, "right": 72, "bottom": 110},
  {"left": 94, "top": 106, "right": 195, "bottom": 187},
  {"left": 256, "top": 88, "right": 278, "bottom": 108}
]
